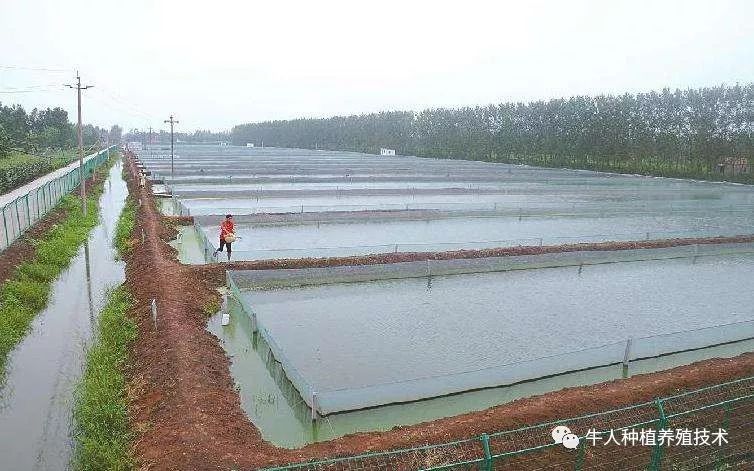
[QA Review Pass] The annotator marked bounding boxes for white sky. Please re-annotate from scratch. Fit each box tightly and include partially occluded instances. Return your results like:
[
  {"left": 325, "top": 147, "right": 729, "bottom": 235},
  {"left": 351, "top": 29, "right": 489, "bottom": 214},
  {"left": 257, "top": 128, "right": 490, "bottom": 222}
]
[{"left": 1, "top": 0, "right": 752, "bottom": 132}]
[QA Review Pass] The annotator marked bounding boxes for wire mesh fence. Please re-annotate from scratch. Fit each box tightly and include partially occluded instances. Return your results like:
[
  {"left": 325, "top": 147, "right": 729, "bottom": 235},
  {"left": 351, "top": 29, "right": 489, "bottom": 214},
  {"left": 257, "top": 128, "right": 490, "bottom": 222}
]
[
  {"left": 0, "top": 146, "right": 115, "bottom": 251},
  {"left": 261, "top": 376, "right": 754, "bottom": 470}
]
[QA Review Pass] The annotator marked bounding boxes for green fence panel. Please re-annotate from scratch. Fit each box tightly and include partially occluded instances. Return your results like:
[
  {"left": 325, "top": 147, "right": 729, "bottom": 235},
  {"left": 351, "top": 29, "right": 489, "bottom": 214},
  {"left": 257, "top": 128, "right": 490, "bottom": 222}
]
[
  {"left": 261, "top": 376, "right": 754, "bottom": 471},
  {"left": 0, "top": 146, "right": 116, "bottom": 251}
]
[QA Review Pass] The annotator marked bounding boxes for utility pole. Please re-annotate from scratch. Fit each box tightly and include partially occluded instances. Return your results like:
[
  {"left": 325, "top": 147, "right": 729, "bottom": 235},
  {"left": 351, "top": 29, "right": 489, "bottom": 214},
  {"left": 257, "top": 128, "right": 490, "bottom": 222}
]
[
  {"left": 65, "top": 71, "right": 93, "bottom": 215},
  {"left": 164, "top": 115, "right": 179, "bottom": 179}
]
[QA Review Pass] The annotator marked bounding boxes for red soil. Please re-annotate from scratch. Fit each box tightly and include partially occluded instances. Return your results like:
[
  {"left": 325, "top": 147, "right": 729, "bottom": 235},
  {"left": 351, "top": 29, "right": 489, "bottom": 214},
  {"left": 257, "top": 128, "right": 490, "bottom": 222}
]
[
  {"left": 121, "top": 152, "right": 754, "bottom": 470},
  {"left": 194, "top": 234, "right": 754, "bottom": 287}
]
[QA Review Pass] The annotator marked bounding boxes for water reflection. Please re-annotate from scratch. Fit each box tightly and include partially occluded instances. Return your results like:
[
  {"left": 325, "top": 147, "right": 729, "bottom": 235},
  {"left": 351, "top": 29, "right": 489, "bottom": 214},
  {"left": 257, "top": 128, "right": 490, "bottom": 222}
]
[{"left": 84, "top": 241, "right": 95, "bottom": 325}]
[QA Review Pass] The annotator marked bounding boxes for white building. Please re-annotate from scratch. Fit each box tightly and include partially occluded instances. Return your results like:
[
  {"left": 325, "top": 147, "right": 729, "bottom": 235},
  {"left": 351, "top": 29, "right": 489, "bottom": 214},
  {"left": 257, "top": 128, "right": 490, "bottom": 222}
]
[
  {"left": 380, "top": 148, "right": 396, "bottom": 156},
  {"left": 246, "top": 143, "right": 255, "bottom": 147},
  {"left": 127, "top": 141, "right": 142, "bottom": 151}
]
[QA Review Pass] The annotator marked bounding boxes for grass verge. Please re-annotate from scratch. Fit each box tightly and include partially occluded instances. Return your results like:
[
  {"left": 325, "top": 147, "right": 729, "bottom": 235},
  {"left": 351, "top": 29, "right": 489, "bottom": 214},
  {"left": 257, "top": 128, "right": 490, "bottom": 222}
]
[
  {"left": 72, "top": 285, "right": 136, "bottom": 471},
  {"left": 114, "top": 197, "right": 136, "bottom": 258},
  {"left": 0, "top": 158, "right": 113, "bottom": 375}
]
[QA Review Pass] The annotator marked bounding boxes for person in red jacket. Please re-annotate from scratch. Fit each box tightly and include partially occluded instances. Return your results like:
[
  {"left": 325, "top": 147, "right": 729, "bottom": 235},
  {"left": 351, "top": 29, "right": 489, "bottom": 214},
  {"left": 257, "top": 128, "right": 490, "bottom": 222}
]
[{"left": 212, "top": 214, "right": 235, "bottom": 261}]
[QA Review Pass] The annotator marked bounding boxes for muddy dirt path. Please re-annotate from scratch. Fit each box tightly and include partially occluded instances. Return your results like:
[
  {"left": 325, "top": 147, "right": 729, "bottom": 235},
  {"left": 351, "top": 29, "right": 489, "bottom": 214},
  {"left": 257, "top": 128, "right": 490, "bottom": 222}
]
[
  {"left": 0, "top": 162, "right": 127, "bottom": 470},
  {"left": 123, "top": 152, "right": 754, "bottom": 470}
]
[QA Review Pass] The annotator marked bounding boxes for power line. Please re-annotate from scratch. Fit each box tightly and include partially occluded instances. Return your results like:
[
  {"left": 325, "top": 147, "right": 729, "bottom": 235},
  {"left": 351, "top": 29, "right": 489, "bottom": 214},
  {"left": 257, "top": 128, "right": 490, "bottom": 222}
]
[
  {"left": 0, "top": 65, "right": 71, "bottom": 72},
  {"left": 90, "top": 87, "right": 157, "bottom": 122},
  {"left": 0, "top": 88, "right": 65, "bottom": 94},
  {"left": 1, "top": 135, "right": 101, "bottom": 161},
  {"left": 0, "top": 83, "right": 63, "bottom": 90}
]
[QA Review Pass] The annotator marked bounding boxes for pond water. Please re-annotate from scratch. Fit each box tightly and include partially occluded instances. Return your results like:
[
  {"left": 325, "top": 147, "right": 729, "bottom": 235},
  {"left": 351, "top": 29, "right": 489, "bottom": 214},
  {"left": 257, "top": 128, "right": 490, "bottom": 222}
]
[
  {"left": 0, "top": 162, "right": 127, "bottom": 470},
  {"left": 239, "top": 253, "right": 754, "bottom": 414},
  {"left": 201, "top": 213, "right": 754, "bottom": 261}
]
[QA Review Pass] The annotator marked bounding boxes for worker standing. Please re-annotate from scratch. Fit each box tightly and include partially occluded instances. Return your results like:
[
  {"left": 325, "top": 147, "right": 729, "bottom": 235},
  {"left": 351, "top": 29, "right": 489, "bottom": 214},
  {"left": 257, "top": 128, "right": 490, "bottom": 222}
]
[{"left": 212, "top": 214, "right": 235, "bottom": 261}]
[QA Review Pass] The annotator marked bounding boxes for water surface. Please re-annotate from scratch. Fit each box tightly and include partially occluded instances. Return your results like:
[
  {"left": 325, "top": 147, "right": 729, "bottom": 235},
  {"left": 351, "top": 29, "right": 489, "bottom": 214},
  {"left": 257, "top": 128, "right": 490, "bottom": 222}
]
[{"left": 0, "top": 162, "right": 127, "bottom": 470}]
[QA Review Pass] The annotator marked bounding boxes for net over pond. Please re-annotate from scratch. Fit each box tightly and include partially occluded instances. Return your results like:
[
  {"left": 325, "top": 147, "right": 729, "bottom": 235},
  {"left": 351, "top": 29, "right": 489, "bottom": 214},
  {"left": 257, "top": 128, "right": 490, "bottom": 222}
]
[
  {"left": 199, "top": 212, "right": 754, "bottom": 261},
  {"left": 139, "top": 145, "right": 754, "bottom": 218},
  {"left": 228, "top": 245, "right": 754, "bottom": 415}
]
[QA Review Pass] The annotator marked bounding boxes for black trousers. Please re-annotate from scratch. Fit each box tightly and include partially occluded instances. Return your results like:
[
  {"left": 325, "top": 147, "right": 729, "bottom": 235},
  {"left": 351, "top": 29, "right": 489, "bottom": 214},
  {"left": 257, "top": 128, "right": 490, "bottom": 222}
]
[{"left": 218, "top": 237, "right": 232, "bottom": 254}]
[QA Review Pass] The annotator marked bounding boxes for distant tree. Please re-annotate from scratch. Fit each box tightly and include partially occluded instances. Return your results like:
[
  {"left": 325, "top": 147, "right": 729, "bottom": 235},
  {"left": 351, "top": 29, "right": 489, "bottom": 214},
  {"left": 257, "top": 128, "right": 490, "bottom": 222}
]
[
  {"left": 109, "top": 124, "right": 123, "bottom": 143},
  {"left": 229, "top": 83, "right": 754, "bottom": 181}
]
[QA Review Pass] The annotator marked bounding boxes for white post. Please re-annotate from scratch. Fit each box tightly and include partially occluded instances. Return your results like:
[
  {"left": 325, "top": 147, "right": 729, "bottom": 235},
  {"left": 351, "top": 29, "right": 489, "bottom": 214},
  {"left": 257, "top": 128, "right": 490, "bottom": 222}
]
[
  {"left": 151, "top": 299, "right": 158, "bottom": 330},
  {"left": 311, "top": 392, "right": 319, "bottom": 421},
  {"left": 221, "top": 293, "right": 231, "bottom": 326}
]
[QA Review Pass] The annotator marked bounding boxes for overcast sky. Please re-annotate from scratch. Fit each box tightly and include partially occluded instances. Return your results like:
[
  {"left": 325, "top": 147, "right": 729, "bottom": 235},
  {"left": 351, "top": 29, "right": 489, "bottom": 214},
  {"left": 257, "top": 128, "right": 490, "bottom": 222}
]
[{"left": 1, "top": 0, "right": 752, "bottom": 133}]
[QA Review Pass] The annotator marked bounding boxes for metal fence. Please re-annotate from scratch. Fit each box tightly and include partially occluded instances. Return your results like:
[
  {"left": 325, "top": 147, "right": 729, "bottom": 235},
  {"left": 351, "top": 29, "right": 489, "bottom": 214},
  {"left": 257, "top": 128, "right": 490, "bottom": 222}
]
[
  {"left": 262, "top": 375, "right": 754, "bottom": 470},
  {"left": 0, "top": 146, "right": 115, "bottom": 250}
]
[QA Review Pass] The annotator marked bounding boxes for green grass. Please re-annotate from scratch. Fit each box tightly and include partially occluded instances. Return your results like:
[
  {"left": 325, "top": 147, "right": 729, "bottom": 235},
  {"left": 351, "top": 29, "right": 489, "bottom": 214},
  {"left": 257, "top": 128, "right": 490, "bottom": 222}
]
[
  {"left": 114, "top": 197, "right": 136, "bottom": 258},
  {"left": 0, "top": 150, "right": 77, "bottom": 193},
  {"left": 72, "top": 285, "right": 136, "bottom": 471},
  {"left": 202, "top": 299, "right": 220, "bottom": 317},
  {"left": 0, "top": 162, "right": 109, "bottom": 376}
]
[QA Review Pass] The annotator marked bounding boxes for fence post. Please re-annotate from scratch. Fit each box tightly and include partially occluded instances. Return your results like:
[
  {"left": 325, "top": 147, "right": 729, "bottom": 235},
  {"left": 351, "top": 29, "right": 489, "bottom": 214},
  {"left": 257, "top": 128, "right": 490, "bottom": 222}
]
[
  {"left": 622, "top": 337, "right": 633, "bottom": 367},
  {"left": 649, "top": 398, "right": 668, "bottom": 470},
  {"left": 480, "top": 433, "right": 492, "bottom": 471},
  {"left": 14, "top": 199, "right": 21, "bottom": 235},
  {"left": 574, "top": 439, "right": 586, "bottom": 470},
  {"left": 715, "top": 402, "right": 732, "bottom": 468},
  {"left": 2, "top": 208, "right": 9, "bottom": 248},
  {"left": 24, "top": 194, "right": 30, "bottom": 229}
]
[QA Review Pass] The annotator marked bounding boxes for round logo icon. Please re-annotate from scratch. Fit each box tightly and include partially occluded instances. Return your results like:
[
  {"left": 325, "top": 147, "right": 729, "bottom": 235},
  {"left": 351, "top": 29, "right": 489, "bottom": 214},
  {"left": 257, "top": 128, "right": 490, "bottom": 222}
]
[{"left": 551, "top": 425, "right": 571, "bottom": 444}]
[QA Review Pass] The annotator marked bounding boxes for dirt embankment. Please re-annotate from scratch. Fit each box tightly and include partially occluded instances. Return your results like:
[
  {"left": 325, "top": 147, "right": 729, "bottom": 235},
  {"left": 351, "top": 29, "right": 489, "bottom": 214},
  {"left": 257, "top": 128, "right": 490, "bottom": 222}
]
[
  {"left": 194, "top": 234, "right": 754, "bottom": 287},
  {"left": 0, "top": 169, "right": 110, "bottom": 283},
  {"left": 122, "top": 152, "right": 754, "bottom": 470}
]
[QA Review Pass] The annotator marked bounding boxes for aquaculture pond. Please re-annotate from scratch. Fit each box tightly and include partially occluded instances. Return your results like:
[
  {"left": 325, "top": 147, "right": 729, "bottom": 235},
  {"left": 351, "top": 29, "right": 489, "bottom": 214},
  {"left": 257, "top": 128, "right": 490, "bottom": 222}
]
[
  {"left": 198, "top": 212, "right": 754, "bottom": 261},
  {"left": 234, "top": 252, "right": 754, "bottom": 415}
]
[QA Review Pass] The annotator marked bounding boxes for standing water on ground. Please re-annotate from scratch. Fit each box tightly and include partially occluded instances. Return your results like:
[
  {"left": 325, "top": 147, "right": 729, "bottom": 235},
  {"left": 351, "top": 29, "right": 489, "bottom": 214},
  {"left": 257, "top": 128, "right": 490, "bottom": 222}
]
[{"left": 0, "top": 162, "right": 127, "bottom": 470}]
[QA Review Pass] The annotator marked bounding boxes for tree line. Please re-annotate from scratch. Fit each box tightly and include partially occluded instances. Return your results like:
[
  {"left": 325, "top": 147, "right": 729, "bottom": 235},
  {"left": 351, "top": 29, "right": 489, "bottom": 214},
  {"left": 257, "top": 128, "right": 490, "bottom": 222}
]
[
  {"left": 230, "top": 84, "right": 754, "bottom": 181},
  {"left": 123, "top": 129, "right": 230, "bottom": 146},
  {"left": 0, "top": 102, "right": 121, "bottom": 157}
]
